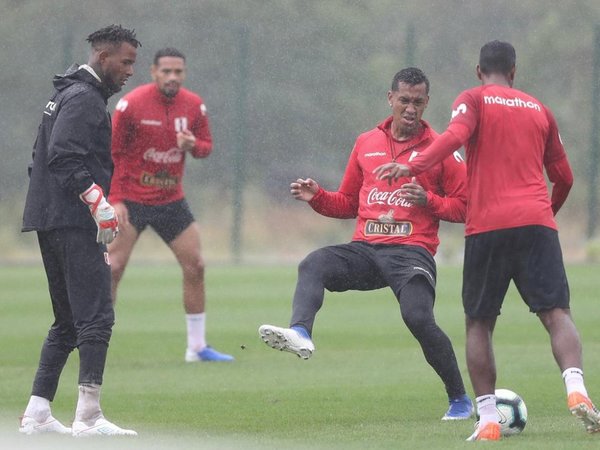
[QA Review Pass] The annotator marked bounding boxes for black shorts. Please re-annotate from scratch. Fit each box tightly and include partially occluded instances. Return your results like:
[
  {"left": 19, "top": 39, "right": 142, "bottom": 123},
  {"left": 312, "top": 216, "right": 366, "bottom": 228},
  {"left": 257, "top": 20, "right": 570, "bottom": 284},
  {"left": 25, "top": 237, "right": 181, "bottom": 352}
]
[
  {"left": 319, "top": 241, "right": 437, "bottom": 296},
  {"left": 124, "top": 199, "right": 195, "bottom": 243},
  {"left": 462, "top": 225, "right": 570, "bottom": 318}
]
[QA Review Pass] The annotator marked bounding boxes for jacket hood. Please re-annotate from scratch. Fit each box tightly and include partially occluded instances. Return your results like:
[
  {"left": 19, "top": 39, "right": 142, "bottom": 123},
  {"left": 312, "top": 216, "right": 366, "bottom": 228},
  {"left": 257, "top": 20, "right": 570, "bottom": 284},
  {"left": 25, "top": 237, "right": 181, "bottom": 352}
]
[{"left": 53, "top": 64, "right": 112, "bottom": 100}]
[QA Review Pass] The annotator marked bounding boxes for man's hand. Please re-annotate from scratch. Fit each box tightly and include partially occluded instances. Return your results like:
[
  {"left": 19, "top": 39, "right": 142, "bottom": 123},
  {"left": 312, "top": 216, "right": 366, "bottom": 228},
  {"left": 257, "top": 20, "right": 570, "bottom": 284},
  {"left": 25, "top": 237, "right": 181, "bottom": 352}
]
[
  {"left": 79, "top": 184, "right": 119, "bottom": 244},
  {"left": 113, "top": 201, "right": 130, "bottom": 227},
  {"left": 290, "top": 178, "right": 319, "bottom": 202},
  {"left": 400, "top": 177, "right": 427, "bottom": 206},
  {"left": 177, "top": 128, "right": 197, "bottom": 152},
  {"left": 373, "top": 162, "right": 411, "bottom": 185}
]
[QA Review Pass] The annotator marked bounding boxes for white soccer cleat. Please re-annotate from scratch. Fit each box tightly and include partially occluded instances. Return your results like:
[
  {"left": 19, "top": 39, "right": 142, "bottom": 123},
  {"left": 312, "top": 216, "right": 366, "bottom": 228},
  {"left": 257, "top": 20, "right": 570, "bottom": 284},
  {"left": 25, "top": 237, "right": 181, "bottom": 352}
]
[
  {"left": 258, "top": 324, "right": 315, "bottom": 360},
  {"left": 72, "top": 418, "right": 137, "bottom": 437},
  {"left": 19, "top": 415, "right": 71, "bottom": 435}
]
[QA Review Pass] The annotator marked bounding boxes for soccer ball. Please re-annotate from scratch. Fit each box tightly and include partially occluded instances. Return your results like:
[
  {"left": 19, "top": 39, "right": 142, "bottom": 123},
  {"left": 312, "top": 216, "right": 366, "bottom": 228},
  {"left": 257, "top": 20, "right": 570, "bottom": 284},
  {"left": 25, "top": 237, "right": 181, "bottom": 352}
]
[{"left": 494, "top": 388, "right": 528, "bottom": 435}]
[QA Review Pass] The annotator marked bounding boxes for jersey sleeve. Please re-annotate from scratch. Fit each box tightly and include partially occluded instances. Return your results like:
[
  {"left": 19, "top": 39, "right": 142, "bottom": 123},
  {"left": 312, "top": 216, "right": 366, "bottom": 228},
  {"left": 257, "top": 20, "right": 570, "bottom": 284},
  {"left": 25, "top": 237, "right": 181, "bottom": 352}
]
[
  {"left": 308, "top": 147, "right": 361, "bottom": 218},
  {"left": 408, "top": 89, "right": 479, "bottom": 175},
  {"left": 189, "top": 100, "right": 212, "bottom": 158},
  {"left": 543, "top": 107, "right": 568, "bottom": 165},
  {"left": 108, "top": 97, "right": 133, "bottom": 203},
  {"left": 408, "top": 130, "right": 463, "bottom": 175},
  {"left": 543, "top": 107, "right": 573, "bottom": 214},
  {"left": 447, "top": 89, "right": 480, "bottom": 142},
  {"left": 425, "top": 152, "right": 467, "bottom": 223}
]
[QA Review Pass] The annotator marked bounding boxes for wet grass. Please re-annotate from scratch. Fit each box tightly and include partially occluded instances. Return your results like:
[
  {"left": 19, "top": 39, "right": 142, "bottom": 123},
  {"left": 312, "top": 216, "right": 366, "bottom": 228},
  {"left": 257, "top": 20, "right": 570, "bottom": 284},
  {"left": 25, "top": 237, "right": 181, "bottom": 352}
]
[{"left": 1, "top": 263, "right": 599, "bottom": 449}]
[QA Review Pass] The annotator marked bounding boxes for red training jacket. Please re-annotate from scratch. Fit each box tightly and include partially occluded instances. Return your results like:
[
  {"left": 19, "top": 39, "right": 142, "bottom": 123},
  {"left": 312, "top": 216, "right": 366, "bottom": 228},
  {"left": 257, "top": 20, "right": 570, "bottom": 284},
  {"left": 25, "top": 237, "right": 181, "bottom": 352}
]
[
  {"left": 109, "top": 83, "right": 212, "bottom": 205},
  {"left": 309, "top": 117, "right": 467, "bottom": 256}
]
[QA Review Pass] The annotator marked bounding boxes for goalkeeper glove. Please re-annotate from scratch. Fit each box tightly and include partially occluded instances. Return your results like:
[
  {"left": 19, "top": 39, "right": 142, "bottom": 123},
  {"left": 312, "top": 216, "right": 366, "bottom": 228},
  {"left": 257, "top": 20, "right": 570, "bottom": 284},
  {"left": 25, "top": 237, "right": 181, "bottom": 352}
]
[{"left": 79, "top": 183, "right": 119, "bottom": 244}]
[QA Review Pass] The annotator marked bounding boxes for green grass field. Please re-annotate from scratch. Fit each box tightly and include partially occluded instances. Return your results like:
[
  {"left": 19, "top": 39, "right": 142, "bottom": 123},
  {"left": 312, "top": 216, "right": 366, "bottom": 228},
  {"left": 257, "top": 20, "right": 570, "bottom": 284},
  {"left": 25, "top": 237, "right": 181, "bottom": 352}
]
[{"left": 1, "top": 263, "right": 600, "bottom": 449}]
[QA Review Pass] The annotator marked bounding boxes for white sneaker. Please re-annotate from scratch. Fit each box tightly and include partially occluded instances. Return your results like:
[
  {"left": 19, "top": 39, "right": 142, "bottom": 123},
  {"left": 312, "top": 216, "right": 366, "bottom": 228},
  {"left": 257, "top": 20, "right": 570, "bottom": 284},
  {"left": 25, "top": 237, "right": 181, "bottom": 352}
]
[
  {"left": 72, "top": 418, "right": 137, "bottom": 437},
  {"left": 19, "top": 415, "right": 71, "bottom": 435},
  {"left": 258, "top": 324, "right": 315, "bottom": 359}
]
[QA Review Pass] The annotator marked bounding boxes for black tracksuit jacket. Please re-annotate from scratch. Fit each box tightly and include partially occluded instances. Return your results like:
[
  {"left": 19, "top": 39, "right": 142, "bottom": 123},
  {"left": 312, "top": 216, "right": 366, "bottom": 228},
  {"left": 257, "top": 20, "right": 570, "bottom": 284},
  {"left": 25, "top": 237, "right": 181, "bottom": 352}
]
[{"left": 23, "top": 64, "right": 114, "bottom": 232}]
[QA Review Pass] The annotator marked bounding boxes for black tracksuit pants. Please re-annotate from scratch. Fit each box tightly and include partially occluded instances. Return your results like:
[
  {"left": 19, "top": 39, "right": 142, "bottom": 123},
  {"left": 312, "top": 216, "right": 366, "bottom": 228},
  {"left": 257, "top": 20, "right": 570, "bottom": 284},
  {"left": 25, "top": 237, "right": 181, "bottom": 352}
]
[
  {"left": 290, "top": 241, "right": 466, "bottom": 399},
  {"left": 30, "top": 228, "right": 114, "bottom": 401}
]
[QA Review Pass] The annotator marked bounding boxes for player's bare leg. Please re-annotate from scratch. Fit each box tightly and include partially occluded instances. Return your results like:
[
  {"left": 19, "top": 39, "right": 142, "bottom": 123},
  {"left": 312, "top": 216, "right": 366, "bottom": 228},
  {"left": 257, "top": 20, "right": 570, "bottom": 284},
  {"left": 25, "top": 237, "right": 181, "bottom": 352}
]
[
  {"left": 169, "top": 222, "right": 205, "bottom": 314},
  {"left": 465, "top": 316, "right": 501, "bottom": 440},
  {"left": 107, "top": 221, "right": 140, "bottom": 304},
  {"left": 538, "top": 307, "right": 600, "bottom": 432},
  {"left": 465, "top": 316, "right": 497, "bottom": 396},
  {"left": 538, "top": 308, "right": 582, "bottom": 370},
  {"left": 169, "top": 222, "right": 233, "bottom": 362}
]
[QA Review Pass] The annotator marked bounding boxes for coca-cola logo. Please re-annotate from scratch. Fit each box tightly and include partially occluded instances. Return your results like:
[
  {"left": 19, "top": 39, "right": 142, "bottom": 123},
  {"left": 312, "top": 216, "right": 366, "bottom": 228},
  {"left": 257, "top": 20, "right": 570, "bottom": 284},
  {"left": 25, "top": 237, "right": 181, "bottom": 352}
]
[
  {"left": 143, "top": 147, "right": 184, "bottom": 164},
  {"left": 366, "top": 188, "right": 413, "bottom": 207}
]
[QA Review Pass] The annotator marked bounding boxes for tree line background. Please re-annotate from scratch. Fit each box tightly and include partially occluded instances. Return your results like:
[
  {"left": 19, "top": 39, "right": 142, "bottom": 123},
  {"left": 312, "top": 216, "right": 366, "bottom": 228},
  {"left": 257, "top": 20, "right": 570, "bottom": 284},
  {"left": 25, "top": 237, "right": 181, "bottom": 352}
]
[{"left": 1, "top": 0, "right": 599, "bottom": 263}]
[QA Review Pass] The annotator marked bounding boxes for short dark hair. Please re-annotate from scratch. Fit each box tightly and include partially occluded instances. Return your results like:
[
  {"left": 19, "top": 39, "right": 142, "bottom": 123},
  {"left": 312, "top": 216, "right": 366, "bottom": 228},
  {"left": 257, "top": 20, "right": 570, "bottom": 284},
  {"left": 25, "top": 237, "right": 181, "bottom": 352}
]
[
  {"left": 391, "top": 67, "right": 430, "bottom": 94},
  {"left": 154, "top": 47, "right": 186, "bottom": 65},
  {"left": 86, "top": 24, "right": 141, "bottom": 49},
  {"left": 479, "top": 40, "right": 515, "bottom": 75}
]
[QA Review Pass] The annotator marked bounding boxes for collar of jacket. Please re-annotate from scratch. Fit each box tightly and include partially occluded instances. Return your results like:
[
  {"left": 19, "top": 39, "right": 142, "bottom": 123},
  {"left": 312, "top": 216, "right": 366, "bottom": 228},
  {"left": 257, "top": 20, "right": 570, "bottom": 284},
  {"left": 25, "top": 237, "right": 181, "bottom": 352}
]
[
  {"left": 54, "top": 63, "right": 113, "bottom": 101},
  {"left": 377, "top": 116, "right": 433, "bottom": 150},
  {"left": 152, "top": 82, "right": 179, "bottom": 105}
]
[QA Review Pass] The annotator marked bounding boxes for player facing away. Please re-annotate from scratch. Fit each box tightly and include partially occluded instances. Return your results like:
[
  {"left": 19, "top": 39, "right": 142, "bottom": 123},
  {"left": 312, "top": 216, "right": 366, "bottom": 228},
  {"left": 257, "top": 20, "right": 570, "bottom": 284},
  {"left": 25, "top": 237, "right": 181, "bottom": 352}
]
[
  {"left": 374, "top": 41, "right": 600, "bottom": 441},
  {"left": 259, "top": 68, "right": 473, "bottom": 420},
  {"left": 108, "top": 48, "right": 233, "bottom": 362},
  {"left": 20, "top": 25, "right": 140, "bottom": 436}
]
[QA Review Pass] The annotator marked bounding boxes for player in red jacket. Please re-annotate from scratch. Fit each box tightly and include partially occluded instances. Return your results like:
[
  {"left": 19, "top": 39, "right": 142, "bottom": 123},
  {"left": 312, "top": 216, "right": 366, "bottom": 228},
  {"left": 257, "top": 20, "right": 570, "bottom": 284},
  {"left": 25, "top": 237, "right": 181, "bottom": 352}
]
[
  {"left": 108, "top": 48, "right": 233, "bottom": 362},
  {"left": 259, "top": 68, "right": 473, "bottom": 420},
  {"left": 374, "top": 41, "right": 599, "bottom": 440}
]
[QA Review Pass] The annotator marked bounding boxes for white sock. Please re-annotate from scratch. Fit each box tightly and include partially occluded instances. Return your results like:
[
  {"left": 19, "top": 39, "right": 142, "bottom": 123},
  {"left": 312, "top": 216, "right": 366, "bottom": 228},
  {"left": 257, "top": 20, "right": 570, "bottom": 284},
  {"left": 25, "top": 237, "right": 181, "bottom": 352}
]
[
  {"left": 24, "top": 395, "right": 51, "bottom": 422},
  {"left": 476, "top": 394, "right": 499, "bottom": 427},
  {"left": 75, "top": 384, "right": 103, "bottom": 424},
  {"left": 186, "top": 313, "right": 206, "bottom": 352},
  {"left": 562, "top": 367, "right": 588, "bottom": 396}
]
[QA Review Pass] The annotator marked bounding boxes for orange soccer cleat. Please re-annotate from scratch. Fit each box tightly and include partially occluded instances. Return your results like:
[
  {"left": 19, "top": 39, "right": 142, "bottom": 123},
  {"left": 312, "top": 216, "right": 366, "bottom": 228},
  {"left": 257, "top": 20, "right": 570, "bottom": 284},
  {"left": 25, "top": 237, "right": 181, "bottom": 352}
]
[
  {"left": 466, "top": 421, "right": 501, "bottom": 441},
  {"left": 568, "top": 392, "right": 600, "bottom": 433}
]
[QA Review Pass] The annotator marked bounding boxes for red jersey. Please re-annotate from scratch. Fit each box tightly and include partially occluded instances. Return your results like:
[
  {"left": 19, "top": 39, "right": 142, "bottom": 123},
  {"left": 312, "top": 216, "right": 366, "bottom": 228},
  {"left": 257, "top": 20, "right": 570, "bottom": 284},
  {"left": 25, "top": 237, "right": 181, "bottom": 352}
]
[
  {"left": 409, "top": 84, "right": 572, "bottom": 235},
  {"left": 309, "top": 117, "right": 467, "bottom": 256},
  {"left": 109, "top": 83, "right": 212, "bottom": 205}
]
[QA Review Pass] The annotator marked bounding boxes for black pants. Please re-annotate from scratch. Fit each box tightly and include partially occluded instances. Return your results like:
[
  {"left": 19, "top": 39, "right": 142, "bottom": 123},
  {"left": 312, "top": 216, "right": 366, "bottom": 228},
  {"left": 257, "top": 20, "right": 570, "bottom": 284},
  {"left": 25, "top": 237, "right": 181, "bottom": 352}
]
[
  {"left": 31, "top": 228, "right": 114, "bottom": 401},
  {"left": 290, "top": 241, "right": 465, "bottom": 398}
]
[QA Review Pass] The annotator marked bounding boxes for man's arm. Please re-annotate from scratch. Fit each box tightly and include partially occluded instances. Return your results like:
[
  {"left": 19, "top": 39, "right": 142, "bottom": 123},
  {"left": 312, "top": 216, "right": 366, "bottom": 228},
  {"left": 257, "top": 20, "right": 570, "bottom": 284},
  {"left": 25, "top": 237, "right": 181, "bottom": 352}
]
[
  {"left": 47, "top": 91, "right": 119, "bottom": 244},
  {"left": 374, "top": 89, "right": 478, "bottom": 182},
  {"left": 373, "top": 130, "right": 464, "bottom": 183},
  {"left": 292, "top": 149, "right": 362, "bottom": 219},
  {"left": 423, "top": 152, "right": 467, "bottom": 223},
  {"left": 544, "top": 108, "right": 573, "bottom": 215},
  {"left": 108, "top": 98, "right": 132, "bottom": 205},
  {"left": 47, "top": 92, "right": 98, "bottom": 194},
  {"left": 546, "top": 158, "right": 573, "bottom": 215},
  {"left": 183, "top": 101, "right": 212, "bottom": 158}
]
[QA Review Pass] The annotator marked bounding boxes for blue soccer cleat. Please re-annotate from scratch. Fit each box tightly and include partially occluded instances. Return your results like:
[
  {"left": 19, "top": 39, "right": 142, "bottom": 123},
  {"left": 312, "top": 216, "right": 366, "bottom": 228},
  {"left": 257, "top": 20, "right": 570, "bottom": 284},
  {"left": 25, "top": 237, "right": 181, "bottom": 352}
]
[
  {"left": 442, "top": 394, "right": 474, "bottom": 420},
  {"left": 185, "top": 346, "right": 235, "bottom": 362}
]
